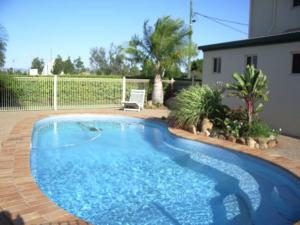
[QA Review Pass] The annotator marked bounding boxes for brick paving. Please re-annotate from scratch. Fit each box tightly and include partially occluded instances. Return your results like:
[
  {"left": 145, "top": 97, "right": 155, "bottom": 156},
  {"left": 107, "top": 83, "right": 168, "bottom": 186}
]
[{"left": 0, "top": 108, "right": 299, "bottom": 224}]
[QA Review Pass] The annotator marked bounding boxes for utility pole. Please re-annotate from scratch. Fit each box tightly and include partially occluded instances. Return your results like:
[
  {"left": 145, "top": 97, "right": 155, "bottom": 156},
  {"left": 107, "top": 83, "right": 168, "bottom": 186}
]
[{"left": 188, "top": 0, "right": 194, "bottom": 84}]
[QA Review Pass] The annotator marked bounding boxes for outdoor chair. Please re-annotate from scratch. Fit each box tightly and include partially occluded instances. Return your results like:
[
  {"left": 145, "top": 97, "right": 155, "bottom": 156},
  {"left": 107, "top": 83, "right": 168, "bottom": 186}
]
[{"left": 122, "top": 89, "right": 145, "bottom": 112}]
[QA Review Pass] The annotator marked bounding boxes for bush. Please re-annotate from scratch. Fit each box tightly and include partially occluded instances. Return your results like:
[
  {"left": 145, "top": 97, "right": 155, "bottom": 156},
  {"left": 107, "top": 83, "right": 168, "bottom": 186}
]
[
  {"left": 171, "top": 85, "right": 223, "bottom": 128},
  {"left": 215, "top": 107, "right": 248, "bottom": 138},
  {"left": 248, "top": 120, "right": 276, "bottom": 138}
]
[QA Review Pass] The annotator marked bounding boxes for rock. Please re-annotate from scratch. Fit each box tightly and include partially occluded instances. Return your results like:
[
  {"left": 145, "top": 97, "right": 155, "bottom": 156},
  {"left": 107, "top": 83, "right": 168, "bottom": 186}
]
[
  {"left": 227, "top": 135, "right": 236, "bottom": 143},
  {"left": 259, "top": 143, "right": 268, "bottom": 150},
  {"left": 268, "top": 134, "right": 276, "bottom": 141},
  {"left": 247, "top": 137, "right": 256, "bottom": 149},
  {"left": 209, "top": 130, "right": 219, "bottom": 138},
  {"left": 192, "top": 125, "right": 197, "bottom": 135},
  {"left": 161, "top": 116, "right": 167, "bottom": 120},
  {"left": 204, "top": 130, "right": 210, "bottom": 136},
  {"left": 218, "top": 134, "right": 226, "bottom": 140},
  {"left": 255, "top": 143, "right": 260, "bottom": 149},
  {"left": 167, "top": 116, "right": 176, "bottom": 127},
  {"left": 147, "top": 100, "right": 153, "bottom": 107},
  {"left": 164, "top": 97, "right": 176, "bottom": 109},
  {"left": 236, "top": 137, "right": 246, "bottom": 145},
  {"left": 267, "top": 139, "right": 278, "bottom": 148},
  {"left": 201, "top": 118, "right": 213, "bottom": 137},
  {"left": 257, "top": 137, "right": 268, "bottom": 145}
]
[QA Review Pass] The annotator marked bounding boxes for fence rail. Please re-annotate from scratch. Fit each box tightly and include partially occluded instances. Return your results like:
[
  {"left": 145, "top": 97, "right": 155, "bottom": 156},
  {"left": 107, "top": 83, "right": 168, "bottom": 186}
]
[{"left": 0, "top": 75, "right": 196, "bottom": 111}]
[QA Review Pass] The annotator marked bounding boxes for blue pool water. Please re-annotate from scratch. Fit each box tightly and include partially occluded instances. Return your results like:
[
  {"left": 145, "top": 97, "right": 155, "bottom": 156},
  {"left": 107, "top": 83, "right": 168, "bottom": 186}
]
[{"left": 31, "top": 115, "right": 300, "bottom": 225}]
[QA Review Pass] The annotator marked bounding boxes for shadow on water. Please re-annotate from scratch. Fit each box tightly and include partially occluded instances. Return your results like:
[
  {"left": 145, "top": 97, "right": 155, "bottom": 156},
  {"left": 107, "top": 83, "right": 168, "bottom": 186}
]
[{"left": 0, "top": 210, "right": 24, "bottom": 225}]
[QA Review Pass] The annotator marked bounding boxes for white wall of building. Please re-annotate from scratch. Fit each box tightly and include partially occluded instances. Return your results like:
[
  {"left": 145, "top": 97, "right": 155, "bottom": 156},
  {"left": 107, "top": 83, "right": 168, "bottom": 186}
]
[
  {"left": 249, "top": 0, "right": 300, "bottom": 37},
  {"left": 29, "top": 68, "right": 38, "bottom": 76},
  {"left": 202, "top": 41, "right": 300, "bottom": 137},
  {"left": 42, "top": 60, "right": 54, "bottom": 75}
]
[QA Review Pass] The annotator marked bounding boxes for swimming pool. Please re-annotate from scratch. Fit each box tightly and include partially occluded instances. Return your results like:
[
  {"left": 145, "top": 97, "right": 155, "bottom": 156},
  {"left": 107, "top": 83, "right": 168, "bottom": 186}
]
[{"left": 31, "top": 115, "right": 300, "bottom": 225}]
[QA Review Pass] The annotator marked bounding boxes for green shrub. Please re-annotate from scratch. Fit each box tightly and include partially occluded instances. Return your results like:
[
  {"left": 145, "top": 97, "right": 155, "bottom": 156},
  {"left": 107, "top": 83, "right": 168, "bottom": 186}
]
[
  {"left": 171, "top": 85, "right": 223, "bottom": 128},
  {"left": 248, "top": 120, "right": 276, "bottom": 138},
  {"left": 217, "top": 107, "right": 248, "bottom": 138}
]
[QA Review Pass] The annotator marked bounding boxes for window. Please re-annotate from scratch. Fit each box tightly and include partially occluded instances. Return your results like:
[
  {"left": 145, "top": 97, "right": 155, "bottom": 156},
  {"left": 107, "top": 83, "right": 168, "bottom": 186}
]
[
  {"left": 213, "top": 57, "right": 221, "bottom": 73},
  {"left": 292, "top": 53, "right": 300, "bottom": 74},
  {"left": 246, "top": 55, "right": 258, "bottom": 68},
  {"left": 294, "top": 0, "right": 300, "bottom": 7}
]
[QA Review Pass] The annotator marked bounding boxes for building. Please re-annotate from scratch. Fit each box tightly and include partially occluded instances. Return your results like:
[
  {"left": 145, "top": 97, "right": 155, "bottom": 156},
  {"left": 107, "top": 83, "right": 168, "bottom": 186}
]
[
  {"left": 199, "top": 0, "right": 300, "bottom": 137},
  {"left": 42, "top": 60, "right": 54, "bottom": 75},
  {"left": 29, "top": 68, "right": 38, "bottom": 76}
]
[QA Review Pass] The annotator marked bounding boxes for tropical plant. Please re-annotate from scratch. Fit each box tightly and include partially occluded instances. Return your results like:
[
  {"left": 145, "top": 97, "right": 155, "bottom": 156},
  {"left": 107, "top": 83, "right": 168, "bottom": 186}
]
[
  {"left": 0, "top": 24, "right": 8, "bottom": 68},
  {"left": 171, "top": 85, "right": 223, "bottom": 128},
  {"left": 226, "top": 65, "right": 269, "bottom": 125},
  {"left": 31, "top": 57, "right": 44, "bottom": 74},
  {"left": 127, "top": 16, "right": 191, "bottom": 104},
  {"left": 223, "top": 118, "right": 245, "bottom": 138},
  {"left": 248, "top": 120, "right": 277, "bottom": 138}
]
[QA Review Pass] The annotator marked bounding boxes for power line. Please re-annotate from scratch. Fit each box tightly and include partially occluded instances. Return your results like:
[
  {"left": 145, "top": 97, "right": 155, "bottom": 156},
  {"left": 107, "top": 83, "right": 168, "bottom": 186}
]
[
  {"left": 194, "top": 12, "right": 248, "bottom": 26},
  {"left": 194, "top": 12, "right": 248, "bottom": 35}
]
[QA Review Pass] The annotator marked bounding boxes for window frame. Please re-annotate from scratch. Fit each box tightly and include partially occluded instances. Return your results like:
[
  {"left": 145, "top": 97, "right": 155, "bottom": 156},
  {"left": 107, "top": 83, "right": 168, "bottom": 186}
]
[
  {"left": 291, "top": 52, "right": 300, "bottom": 75},
  {"left": 245, "top": 55, "right": 258, "bottom": 68},
  {"left": 212, "top": 57, "right": 222, "bottom": 74},
  {"left": 293, "top": 0, "right": 300, "bottom": 7}
]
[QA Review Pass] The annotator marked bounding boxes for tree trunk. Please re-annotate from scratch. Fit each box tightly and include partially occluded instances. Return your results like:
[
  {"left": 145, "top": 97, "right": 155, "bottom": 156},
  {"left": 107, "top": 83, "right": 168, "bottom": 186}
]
[
  {"left": 152, "top": 73, "right": 164, "bottom": 104},
  {"left": 245, "top": 99, "right": 253, "bottom": 125}
]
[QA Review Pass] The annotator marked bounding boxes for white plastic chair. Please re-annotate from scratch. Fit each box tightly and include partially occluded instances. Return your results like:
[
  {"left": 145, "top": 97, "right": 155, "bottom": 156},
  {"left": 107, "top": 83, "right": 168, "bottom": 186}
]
[{"left": 122, "top": 89, "right": 145, "bottom": 112}]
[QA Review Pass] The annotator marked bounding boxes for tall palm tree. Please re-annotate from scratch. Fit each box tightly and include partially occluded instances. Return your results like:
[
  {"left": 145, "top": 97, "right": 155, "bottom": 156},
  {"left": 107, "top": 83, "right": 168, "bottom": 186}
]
[
  {"left": 127, "top": 16, "right": 190, "bottom": 104},
  {"left": 0, "top": 24, "right": 7, "bottom": 68}
]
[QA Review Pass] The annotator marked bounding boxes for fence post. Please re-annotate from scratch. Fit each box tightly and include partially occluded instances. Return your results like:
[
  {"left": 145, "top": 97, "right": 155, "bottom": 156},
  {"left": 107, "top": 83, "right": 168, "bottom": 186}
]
[
  {"left": 122, "top": 76, "right": 126, "bottom": 102},
  {"left": 53, "top": 75, "right": 57, "bottom": 111}
]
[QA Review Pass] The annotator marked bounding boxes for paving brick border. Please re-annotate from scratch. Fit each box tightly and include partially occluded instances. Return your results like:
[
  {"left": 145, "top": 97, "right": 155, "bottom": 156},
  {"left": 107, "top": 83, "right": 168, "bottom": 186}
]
[{"left": 0, "top": 112, "right": 299, "bottom": 225}]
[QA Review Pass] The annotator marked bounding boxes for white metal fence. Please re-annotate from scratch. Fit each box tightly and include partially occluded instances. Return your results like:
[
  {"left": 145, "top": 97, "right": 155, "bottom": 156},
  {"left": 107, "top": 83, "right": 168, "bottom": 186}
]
[{"left": 0, "top": 75, "right": 196, "bottom": 111}]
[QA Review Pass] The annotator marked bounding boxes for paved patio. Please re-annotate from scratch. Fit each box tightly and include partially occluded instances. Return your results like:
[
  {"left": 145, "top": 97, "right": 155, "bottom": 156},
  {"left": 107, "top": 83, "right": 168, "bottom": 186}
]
[{"left": 0, "top": 108, "right": 299, "bottom": 225}]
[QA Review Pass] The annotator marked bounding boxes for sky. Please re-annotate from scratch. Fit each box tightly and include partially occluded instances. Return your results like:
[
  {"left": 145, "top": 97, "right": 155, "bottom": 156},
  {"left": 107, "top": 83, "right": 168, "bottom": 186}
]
[{"left": 0, "top": 0, "right": 250, "bottom": 69}]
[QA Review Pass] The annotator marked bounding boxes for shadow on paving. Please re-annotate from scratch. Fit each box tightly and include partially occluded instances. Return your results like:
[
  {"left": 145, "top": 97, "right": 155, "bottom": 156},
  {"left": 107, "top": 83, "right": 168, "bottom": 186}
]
[
  {"left": 0, "top": 209, "right": 90, "bottom": 225},
  {"left": 0, "top": 210, "right": 24, "bottom": 225}
]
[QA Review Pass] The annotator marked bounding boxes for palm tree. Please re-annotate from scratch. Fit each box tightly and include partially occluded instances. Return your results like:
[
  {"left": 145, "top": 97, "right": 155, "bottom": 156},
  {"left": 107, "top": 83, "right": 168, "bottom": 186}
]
[
  {"left": 226, "top": 65, "right": 269, "bottom": 125},
  {"left": 0, "top": 24, "right": 7, "bottom": 68},
  {"left": 127, "top": 16, "right": 190, "bottom": 104}
]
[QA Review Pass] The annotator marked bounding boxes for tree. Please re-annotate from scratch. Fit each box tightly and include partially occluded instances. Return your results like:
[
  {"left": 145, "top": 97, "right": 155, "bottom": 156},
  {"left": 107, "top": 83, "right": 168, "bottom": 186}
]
[
  {"left": 191, "top": 59, "right": 203, "bottom": 80},
  {"left": 73, "top": 57, "right": 85, "bottom": 73},
  {"left": 0, "top": 42, "right": 6, "bottom": 68},
  {"left": 90, "top": 44, "right": 129, "bottom": 75},
  {"left": 127, "top": 16, "right": 191, "bottom": 104},
  {"left": 52, "top": 55, "right": 64, "bottom": 75},
  {"left": 63, "top": 57, "right": 75, "bottom": 74},
  {"left": 89, "top": 47, "right": 108, "bottom": 74},
  {"left": 0, "top": 24, "right": 8, "bottom": 68},
  {"left": 226, "top": 65, "right": 269, "bottom": 125},
  {"left": 108, "top": 44, "right": 128, "bottom": 75},
  {"left": 31, "top": 57, "right": 44, "bottom": 74}
]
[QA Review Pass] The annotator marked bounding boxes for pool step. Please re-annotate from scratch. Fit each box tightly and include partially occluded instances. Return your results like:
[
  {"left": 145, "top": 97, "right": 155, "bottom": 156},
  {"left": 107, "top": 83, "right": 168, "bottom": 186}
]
[
  {"left": 271, "top": 185, "right": 300, "bottom": 222},
  {"left": 210, "top": 193, "right": 253, "bottom": 225}
]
